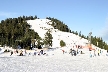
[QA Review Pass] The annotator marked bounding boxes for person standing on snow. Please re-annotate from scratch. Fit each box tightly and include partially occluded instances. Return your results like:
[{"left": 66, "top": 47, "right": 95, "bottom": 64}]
[
  {"left": 98, "top": 49, "right": 100, "bottom": 56},
  {"left": 94, "top": 49, "right": 96, "bottom": 56},
  {"left": 106, "top": 50, "right": 108, "bottom": 56},
  {"left": 62, "top": 50, "right": 65, "bottom": 54},
  {"left": 10, "top": 51, "right": 13, "bottom": 56}
]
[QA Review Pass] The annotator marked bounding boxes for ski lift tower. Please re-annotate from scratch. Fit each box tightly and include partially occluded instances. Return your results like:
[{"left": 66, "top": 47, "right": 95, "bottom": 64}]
[{"left": 88, "top": 32, "right": 92, "bottom": 45}]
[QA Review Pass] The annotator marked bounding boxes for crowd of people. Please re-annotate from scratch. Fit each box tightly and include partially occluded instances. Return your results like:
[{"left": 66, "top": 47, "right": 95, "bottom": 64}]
[
  {"left": 8, "top": 44, "right": 108, "bottom": 57},
  {"left": 9, "top": 49, "right": 47, "bottom": 56},
  {"left": 61, "top": 44, "right": 108, "bottom": 58}
]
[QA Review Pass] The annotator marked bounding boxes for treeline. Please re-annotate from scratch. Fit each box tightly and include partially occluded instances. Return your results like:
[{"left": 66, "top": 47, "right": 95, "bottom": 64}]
[
  {"left": 0, "top": 16, "right": 42, "bottom": 49},
  {"left": 46, "top": 17, "right": 108, "bottom": 50}
]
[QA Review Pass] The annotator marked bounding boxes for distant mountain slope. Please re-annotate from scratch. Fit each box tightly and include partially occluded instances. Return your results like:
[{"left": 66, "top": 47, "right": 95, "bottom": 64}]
[{"left": 0, "top": 16, "right": 108, "bottom": 50}]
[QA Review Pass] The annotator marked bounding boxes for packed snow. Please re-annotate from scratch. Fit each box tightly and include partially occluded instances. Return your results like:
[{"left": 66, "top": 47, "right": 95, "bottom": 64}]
[
  {"left": 0, "top": 47, "right": 108, "bottom": 72},
  {"left": 0, "top": 19, "right": 108, "bottom": 72}
]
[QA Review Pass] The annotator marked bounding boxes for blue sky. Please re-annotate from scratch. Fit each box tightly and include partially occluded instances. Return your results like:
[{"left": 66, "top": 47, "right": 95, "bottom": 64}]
[{"left": 0, "top": 0, "right": 108, "bottom": 42}]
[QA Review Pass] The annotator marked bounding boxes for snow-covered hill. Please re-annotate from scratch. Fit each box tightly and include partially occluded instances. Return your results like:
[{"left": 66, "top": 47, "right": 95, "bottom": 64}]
[
  {"left": 27, "top": 19, "right": 89, "bottom": 48},
  {"left": 0, "top": 18, "right": 107, "bottom": 55},
  {"left": 0, "top": 19, "right": 108, "bottom": 72}
]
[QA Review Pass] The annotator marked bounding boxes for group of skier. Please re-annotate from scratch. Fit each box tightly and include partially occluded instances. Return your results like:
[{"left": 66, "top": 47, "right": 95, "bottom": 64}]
[{"left": 69, "top": 48, "right": 77, "bottom": 56}]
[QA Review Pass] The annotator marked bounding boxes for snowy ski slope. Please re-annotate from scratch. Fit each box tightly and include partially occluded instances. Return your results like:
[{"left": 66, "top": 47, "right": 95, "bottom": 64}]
[{"left": 27, "top": 19, "right": 89, "bottom": 48}]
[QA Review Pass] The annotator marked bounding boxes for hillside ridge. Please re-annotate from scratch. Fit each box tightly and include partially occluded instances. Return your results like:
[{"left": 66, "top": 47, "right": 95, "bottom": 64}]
[{"left": 0, "top": 16, "right": 108, "bottom": 50}]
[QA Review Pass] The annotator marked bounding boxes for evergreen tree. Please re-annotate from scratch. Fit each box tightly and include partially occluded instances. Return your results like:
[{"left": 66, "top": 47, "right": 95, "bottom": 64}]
[
  {"left": 60, "top": 40, "right": 66, "bottom": 47},
  {"left": 43, "top": 29, "right": 53, "bottom": 47},
  {"left": 75, "top": 31, "right": 78, "bottom": 35},
  {"left": 34, "top": 15, "right": 37, "bottom": 19},
  {"left": 79, "top": 31, "right": 81, "bottom": 37}
]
